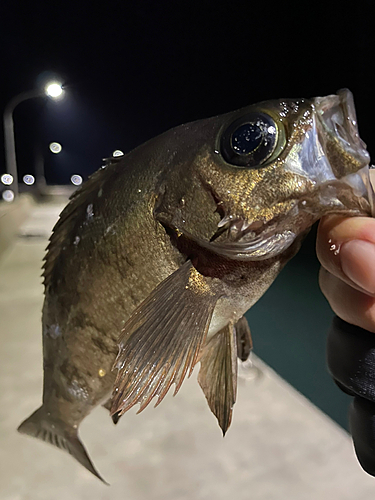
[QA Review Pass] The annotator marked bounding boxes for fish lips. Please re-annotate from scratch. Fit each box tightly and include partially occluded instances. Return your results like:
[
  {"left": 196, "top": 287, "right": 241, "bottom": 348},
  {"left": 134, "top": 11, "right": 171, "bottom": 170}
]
[
  {"left": 166, "top": 204, "right": 304, "bottom": 262},
  {"left": 207, "top": 212, "right": 299, "bottom": 261}
]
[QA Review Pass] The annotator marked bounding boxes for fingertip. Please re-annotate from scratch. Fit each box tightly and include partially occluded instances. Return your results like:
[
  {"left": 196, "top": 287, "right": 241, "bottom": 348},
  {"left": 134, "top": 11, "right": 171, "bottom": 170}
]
[
  {"left": 340, "top": 240, "right": 375, "bottom": 295},
  {"left": 317, "top": 215, "right": 351, "bottom": 246},
  {"left": 317, "top": 215, "right": 375, "bottom": 288},
  {"left": 318, "top": 216, "right": 375, "bottom": 247},
  {"left": 316, "top": 216, "right": 349, "bottom": 271}
]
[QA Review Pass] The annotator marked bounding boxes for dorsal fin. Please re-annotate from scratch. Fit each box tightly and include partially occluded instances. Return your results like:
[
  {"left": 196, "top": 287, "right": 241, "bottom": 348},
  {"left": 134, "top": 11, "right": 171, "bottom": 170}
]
[{"left": 42, "top": 158, "right": 122, "bottom": 289}]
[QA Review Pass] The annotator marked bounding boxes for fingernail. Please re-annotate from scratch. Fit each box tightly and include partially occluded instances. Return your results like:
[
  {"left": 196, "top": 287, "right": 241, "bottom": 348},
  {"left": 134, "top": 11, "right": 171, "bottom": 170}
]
[{"left": 340, "top": 240, "right": 375, "bottom": 294}]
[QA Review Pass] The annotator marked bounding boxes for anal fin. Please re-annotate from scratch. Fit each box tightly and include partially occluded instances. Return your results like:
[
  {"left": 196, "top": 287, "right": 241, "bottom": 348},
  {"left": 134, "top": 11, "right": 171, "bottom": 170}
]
[
  {"left": 198, "top": 323, "right": 237, "bottom": 435},
  {"left": 102, "top": 399, "right": 121, "bottom": 425},
  {"left": 111, "top": 260, "right": 221, "bottom": 417}
]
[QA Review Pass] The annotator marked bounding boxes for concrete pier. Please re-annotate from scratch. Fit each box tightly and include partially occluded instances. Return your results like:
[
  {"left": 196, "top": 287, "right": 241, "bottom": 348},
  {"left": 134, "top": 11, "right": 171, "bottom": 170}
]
[{"left": 1, "top": 199, "right": 375, "bottom": 499}]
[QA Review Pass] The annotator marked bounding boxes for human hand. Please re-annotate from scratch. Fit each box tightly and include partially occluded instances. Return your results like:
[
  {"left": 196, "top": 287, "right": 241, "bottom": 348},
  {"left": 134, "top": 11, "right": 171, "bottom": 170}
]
[
  {"left": 317, "top": 179, "right": 375, "bottom": 476},
  {"left": 318, "top": 214, "right": 375, "bottom": 332}
]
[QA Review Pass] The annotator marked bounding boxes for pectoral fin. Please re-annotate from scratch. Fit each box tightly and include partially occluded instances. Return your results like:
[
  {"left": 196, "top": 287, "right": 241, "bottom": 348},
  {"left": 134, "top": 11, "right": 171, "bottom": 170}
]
[
  {"left": 198, "top": 323, "right": 237, "bottom": 435},
  {"left": 111, "top": 260, "right": 221, "bottom": 417}
]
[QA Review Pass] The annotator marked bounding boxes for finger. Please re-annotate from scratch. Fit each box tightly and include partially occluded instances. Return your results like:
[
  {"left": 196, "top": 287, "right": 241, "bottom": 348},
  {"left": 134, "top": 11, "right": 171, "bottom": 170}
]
[
  {"left": 317, "top": 215, "right": 375, "bottom": 296},
  {"left": 319, "top": 268, "right": 375, "bottom": 333}
]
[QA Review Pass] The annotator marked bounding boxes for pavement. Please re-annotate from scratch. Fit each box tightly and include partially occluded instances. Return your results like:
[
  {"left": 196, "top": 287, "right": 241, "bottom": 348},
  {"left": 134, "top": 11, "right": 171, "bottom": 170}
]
[
  {"left": 1, "top": 199, "right": 375, "bottom": 499},
  {"left": 0, "top": 194, "right": 34, "bottom": 259}
]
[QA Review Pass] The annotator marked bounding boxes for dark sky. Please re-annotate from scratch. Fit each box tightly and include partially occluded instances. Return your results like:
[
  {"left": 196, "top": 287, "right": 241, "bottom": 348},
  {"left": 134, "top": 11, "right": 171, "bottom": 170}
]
[{"left": 0, "top": 1, "right": 374, "bottom": 184}]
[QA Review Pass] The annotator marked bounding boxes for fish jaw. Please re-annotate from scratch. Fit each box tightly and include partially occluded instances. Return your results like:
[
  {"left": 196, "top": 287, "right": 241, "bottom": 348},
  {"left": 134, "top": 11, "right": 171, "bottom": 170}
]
[
  {"left": 281, "top": 89, "right": 371, "bottom": 206},
  {"left": 313, "top": 89, "right": 374, "bottom": 216},
  {"left": 314, "top": 89, "right": 370, "bottom": 171},
  {"left": 278, "top": 89, "right": 373, "bottom": 218}
]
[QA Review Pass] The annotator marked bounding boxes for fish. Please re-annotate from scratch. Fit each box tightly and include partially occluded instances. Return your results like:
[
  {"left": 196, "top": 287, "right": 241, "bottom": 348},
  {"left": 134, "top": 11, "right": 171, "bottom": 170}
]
[{"left": 18, "top": 89, "right": 373, "bottom": 482}]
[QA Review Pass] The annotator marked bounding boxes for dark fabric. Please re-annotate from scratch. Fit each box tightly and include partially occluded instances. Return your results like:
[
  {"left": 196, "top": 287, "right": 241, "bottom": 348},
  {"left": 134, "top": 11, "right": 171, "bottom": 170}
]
[{"left": 327, "top": 316, "right": 375, "bottom": 476}]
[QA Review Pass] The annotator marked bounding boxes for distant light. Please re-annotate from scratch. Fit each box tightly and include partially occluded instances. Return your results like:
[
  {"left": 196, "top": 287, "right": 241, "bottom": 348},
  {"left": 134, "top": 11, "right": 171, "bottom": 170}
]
[
  {"left": 113, "top": 150, "right": 124, "bottom": 157},
  {"left": 71, "top": 174, "right": 83, "bottom": 186},
  {"left": 1, "top": 173, "right": 13, "bottom": 185},
  {"left": 2, "top": 189, "right": 14, "bottom": 202},
  {"left": 23, "top": 174, "right": 35, "bottom": 185},
  {"left": 49, "top": 142, "right": 62, "bottom": 154},
  {"left": 45, "top": 82, "right": 63, "bottom": 98}
]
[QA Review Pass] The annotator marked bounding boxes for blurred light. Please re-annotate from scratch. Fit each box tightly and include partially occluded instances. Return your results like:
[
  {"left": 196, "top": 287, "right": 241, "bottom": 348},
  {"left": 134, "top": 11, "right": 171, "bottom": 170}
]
[
  {"left": 23, "top": 174, "right": 35, "bottom": 185},
  {"left": 49, "top": 142, "right": 62, "bottom": 154},
  {"left": 71, "top": 174, "right": 83, "bottom": 186},
  {"left": 45, "top": 82, "right": 63, "bottom": 98},
  {"left": 2, "top": 189, "right": 14, "bottom": 202},
  {"left": 113, "top": 150, "right": 124, "bottom": 157},
  {"left": 1, "top": 174, "right": 13, "bottom": 185}
]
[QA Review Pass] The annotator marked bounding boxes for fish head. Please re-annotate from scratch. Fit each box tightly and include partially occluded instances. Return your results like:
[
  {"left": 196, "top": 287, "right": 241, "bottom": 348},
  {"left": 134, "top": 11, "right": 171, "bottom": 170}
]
[{"left": 156, "top": 89, "right": 372, "bottom": 261}]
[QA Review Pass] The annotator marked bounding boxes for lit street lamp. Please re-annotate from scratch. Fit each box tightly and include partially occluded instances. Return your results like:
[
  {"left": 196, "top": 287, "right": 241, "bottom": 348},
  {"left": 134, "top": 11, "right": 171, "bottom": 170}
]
[
  {"left": 49, "top": 141, "right": 62, "bottom": 154},
  {"left": 3, "top": 81, "right": 64, "bottom": 197},
  {"left": 45, "top": 83, "right": 63, "bottom": 98}
]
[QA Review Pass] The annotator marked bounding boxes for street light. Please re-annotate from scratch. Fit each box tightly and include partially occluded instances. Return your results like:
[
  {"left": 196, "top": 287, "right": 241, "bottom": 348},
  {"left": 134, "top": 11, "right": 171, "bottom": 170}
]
[
  {"left": 3, "top": 80, "right": 64, "bottom": 197},
  {"left": 70, "top": 174, "right": 83, "bottom": 186},
  {"left": 113, "top": 150, "right": 124, "bottom": 157},
  {"left": 45, "top": 82, "right": 64, "bottom": 99},
  {"left": 49, "top": 142, "right": 62, "bottom": 153}
]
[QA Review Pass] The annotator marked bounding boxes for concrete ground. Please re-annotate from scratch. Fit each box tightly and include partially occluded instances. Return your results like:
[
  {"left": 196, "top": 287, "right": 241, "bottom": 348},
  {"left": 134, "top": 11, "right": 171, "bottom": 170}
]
[{"left": 1, "top": 199, "right": 375, "bottom": 499}]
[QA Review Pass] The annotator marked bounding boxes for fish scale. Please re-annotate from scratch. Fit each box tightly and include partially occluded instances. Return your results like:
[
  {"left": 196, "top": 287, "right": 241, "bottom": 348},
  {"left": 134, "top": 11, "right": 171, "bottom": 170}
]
[{"left": 18, "top": 89, "right": 373, "bottom": 482}]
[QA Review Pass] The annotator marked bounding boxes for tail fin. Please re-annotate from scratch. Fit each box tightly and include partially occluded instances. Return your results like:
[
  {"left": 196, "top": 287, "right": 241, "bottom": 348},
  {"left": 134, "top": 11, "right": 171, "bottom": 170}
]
[{"left": 18, "top": 406, "right": 107, "bottom": 483}]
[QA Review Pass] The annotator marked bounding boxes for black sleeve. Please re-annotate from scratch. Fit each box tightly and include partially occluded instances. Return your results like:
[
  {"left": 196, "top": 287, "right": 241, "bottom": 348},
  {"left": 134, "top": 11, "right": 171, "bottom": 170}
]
[{"left": 327, "top": 316, "right": 375, "bottom": 476}]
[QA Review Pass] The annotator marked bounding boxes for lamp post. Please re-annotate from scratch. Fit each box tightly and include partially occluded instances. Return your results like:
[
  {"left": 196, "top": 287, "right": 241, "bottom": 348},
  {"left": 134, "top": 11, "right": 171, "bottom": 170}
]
[{"left": 3, "top": 81, "right": 64, "bottom": 197}]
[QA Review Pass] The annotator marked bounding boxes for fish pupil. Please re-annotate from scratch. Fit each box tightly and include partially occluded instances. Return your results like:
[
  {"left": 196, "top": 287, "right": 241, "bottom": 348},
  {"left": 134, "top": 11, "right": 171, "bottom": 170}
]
[
  {"left": 220, "top": 111, "right": 279, "bottom": 168},
  {"left": 231, "top": 123, "right": 262, "bottom": 155}
]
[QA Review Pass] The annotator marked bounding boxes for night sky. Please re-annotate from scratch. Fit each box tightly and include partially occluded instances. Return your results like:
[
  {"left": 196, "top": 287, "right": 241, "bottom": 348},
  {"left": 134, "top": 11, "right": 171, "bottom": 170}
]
[{"left": 1, "top": 1, "right": 374, "bottom": 185}]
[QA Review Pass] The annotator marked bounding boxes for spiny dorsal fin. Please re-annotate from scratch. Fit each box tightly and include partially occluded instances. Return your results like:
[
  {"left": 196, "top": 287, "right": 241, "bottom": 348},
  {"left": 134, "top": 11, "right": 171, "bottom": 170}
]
[
  {"left": 111, "top": 260, "right": 222, "bottom": 417},
  {"left": 42, "top": 159, "right": 121, "bottom": 289},
  {"left": 198, "top": 323, "right": 238, "bottom": 435}
]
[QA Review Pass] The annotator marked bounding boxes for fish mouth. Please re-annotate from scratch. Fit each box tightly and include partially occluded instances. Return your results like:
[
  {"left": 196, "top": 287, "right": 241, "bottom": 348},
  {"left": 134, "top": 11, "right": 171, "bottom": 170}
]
[
  {"left": 206, "top": 210, "right": 299, "bottom": 261},
  {"left": 161, "top": 183, "right": 372, "bottom": 263},
  {"left": 205, "top": 172, "right": 373, "bottom": 261},
  {"left": 313, "top": 89, "right": 374, "bottom": 215},
  {"left": 158, "top": 203, "right": 301, "bottom": 262},
  {"left": 314, "top": 88, "right": 370, "bottom": 167}
]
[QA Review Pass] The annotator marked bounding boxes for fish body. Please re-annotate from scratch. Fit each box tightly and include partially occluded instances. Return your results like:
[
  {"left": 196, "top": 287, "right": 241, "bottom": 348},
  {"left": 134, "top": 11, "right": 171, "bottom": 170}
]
[{"left": 18, "top": 90, "right": 372, "bottom": 480}]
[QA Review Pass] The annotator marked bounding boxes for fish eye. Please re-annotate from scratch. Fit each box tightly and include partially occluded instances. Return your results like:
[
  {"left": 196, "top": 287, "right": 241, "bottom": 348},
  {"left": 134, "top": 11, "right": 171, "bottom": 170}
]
[{"left": 220, "top": 112, "right": 279, "bottom": 168}]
